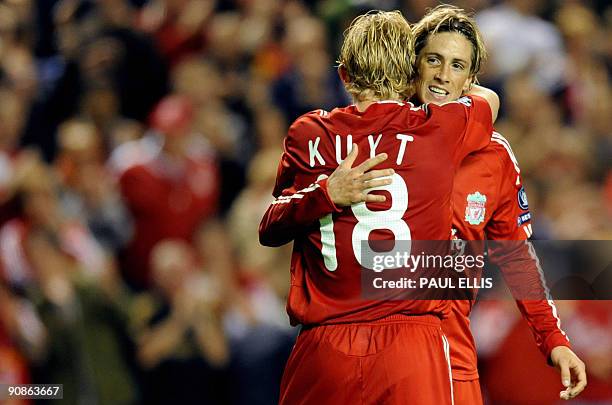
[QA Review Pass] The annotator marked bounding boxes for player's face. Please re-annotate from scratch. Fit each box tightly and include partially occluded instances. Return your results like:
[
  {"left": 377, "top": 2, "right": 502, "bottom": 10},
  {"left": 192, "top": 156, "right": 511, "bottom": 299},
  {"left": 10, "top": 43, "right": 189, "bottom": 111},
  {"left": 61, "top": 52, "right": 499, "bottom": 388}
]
[{"left": 415, "top": 32, "right": 474, "bottom": 105}]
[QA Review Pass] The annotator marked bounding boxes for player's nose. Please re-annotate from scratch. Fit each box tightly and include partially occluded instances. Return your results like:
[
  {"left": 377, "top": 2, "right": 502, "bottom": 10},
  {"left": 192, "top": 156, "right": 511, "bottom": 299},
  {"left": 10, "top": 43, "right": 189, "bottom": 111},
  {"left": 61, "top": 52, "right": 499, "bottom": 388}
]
[{"left": 434, "top": 64, "right": 451, "bottom": 83}]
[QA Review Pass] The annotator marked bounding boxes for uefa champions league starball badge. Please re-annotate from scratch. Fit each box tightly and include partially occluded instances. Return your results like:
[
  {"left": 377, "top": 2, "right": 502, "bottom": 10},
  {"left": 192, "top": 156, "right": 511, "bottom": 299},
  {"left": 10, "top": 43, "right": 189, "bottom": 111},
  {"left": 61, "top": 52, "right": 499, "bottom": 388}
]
[
  {"left": 465, "top": 192, "right": 487, "bottom": 225},
  {"left": 517, "top": 186, "right": 529, "bottom": 210}
]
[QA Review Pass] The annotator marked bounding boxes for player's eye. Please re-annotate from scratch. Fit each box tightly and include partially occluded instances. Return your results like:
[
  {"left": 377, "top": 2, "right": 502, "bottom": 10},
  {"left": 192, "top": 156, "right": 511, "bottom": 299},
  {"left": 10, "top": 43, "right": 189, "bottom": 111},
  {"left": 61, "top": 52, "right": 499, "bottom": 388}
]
[
  {"left": 452, "top": 63, "right": 465, "bottom": 71},
  {"left": 426, "top": 57, "right": 440, "bottom": 65}
]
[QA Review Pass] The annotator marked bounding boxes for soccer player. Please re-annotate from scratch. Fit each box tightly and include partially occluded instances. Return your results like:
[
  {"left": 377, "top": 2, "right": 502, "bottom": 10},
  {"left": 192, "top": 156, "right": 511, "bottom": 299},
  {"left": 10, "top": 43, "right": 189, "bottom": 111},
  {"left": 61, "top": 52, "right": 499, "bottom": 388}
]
[
  {"left": 411, "top": 6, "right": 586, "bottom": 403},
  {"left": 259, "top": 10, "right": 499, "bottom": 405}
]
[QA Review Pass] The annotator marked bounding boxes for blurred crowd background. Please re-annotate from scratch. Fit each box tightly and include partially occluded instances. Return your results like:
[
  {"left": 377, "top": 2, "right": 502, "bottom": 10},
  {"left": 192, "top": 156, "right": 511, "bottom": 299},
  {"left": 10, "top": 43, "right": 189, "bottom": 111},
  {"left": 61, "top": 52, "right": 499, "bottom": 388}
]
[{"left": 0, "top": 0, "right": 609, "bottom": 404}]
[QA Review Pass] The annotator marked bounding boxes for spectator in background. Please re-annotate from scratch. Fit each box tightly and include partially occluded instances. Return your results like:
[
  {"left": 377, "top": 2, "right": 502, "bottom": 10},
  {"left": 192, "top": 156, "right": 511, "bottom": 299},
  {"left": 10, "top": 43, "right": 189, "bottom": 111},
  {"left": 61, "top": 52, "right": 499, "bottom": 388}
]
[
  {"left": 492, "top": 72, "right": 611, "bottom": 239},
  {"left": 0, "top": 157, "right": 137, "bottom": 405},
  {"left": 476, "top": 0, "right": 566, "bottom": 93},
  {"left": 226, "top": 150, "right": 295, "bottom": 401},
  {"left": 238, "top": 0, "right": 289, "bottom": 85},
  {"left": 253, "top": 107, "right": 288, "bottom": 151},
  {"left": 21, "top": 0, "right": 169, "bottom": 161},
  {"left": 71, "top": 0, "right": 170, "bottom": 122},
  {"left": 132, "top": 238, "right": 229, "bottom": 405},
  {"left": 206, "top": 12, "right": 249, "bottom": 107},
  {"left": 172, "top": 57, "right": 224, "bottom": 111},
  {"left": 55, "top": 118, "right": 132, "bottom": 253},
  {"left": 119, "top": 94, "right": 219, "bottom": 290},
  {"left": 554, "top": 2, "right": 611, "bottom": 190},
  {"left": 0, "top": 281, "right": 33, "bottom": 405},
  {"left": 0, "top": 88, "right": 38, "bottom": 226},
  {"left": 78, "top": 83, "right": 124, "bottom": 141},
  {"left": 272, "top": 14, "right": 349, "bottom": 122},
  {"left": 173, "top": 58, "right": 249, "bottom": 211},
  {"left": 0, "top": 1, "right": 38, "bottom": 105},
  {"left": 107, "top": 118, "right": 146, "bottom": 152},
  {"left": 138, "top": 0, "right": 214, "bottom": 66},
  {"left": 555, "top": 2, "right": 610, "bottom": 127},
  {"left": 0, "top": 157, "right": 103, "bottom": 289},
  {"left": 200, "top": 214, "right": 293, "bottom": 405},
  {"left": 228, "top": 148, "right": 292, "bottom": 303}
]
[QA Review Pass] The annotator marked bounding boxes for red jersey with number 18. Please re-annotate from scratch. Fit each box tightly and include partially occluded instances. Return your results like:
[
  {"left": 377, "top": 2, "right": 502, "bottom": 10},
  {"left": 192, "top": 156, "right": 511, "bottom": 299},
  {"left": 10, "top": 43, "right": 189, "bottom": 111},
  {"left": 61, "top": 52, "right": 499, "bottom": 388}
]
[{"left": 260, "top": 96, "right": 493, "bottom": 326}]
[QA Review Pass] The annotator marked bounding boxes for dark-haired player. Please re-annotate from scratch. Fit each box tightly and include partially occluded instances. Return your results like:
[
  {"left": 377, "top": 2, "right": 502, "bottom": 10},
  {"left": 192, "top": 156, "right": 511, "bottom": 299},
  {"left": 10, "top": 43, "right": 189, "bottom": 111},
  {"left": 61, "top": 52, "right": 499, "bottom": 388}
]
[{"left": 411, "top": 6, "right": 586, "bottom": 403}]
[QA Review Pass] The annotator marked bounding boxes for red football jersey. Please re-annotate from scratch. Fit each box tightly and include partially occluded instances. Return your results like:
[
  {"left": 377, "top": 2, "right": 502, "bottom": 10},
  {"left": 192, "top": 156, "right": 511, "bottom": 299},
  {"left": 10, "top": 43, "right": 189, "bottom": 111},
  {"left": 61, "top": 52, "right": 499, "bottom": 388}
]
[
  {"left": 445, "top": 132, "right": 570, "bottom": 380},
  {"left": 119, "top": 146, "right": 219, "bottom": 289},
  {"left": 260, "top": 96, "right": 493, "bottom": 326}
]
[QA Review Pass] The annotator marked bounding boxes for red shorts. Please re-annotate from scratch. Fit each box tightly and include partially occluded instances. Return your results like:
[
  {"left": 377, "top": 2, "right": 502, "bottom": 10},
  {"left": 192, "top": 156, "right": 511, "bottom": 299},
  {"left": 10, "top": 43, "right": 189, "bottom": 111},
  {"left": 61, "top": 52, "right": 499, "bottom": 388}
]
[
  {"left": 453, "top": 379, "right": 483, "bottom": 405},
  {"left": 280, "top": 314, "right": 453, "bottom": 405}
]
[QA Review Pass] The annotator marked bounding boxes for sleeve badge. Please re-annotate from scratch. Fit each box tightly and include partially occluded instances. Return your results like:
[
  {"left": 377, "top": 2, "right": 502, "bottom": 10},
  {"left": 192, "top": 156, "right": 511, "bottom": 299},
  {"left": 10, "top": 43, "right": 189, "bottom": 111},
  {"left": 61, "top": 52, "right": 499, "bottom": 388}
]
[{"left": 517, "top": 186, "right": 529, "bottom": 210}]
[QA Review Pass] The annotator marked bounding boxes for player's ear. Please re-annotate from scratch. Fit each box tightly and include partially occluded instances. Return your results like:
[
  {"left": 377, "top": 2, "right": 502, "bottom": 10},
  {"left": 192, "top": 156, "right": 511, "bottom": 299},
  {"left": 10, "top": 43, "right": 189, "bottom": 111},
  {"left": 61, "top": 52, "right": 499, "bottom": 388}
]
[
  {"left": 463, "top": 75, "right": 476, "bottom": 93},
  {"left": 338, "top": 65, "right": 350, "bottom": 85}
]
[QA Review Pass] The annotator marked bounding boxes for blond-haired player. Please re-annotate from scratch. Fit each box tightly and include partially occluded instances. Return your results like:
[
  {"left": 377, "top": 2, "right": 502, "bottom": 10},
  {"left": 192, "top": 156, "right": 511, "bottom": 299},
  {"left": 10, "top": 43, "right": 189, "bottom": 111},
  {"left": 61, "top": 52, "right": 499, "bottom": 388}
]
[{"left": 260, "top": 10, "right": 498, "bottom": 404}]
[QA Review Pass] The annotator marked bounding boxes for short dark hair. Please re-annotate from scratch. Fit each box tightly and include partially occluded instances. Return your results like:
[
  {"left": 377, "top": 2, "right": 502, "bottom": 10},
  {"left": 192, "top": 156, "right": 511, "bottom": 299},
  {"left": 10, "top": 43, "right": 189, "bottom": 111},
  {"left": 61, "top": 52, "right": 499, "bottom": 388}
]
[{"left": 412, "top": 5, "right": 487, "bottom": 77}]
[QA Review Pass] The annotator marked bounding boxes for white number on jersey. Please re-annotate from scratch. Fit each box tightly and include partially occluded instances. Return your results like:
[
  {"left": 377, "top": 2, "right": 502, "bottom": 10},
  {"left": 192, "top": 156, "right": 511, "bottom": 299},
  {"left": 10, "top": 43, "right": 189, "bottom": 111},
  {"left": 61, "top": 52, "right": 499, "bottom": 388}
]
[{"left": 319, "top": 173, "right": 411, "bottom": 272}]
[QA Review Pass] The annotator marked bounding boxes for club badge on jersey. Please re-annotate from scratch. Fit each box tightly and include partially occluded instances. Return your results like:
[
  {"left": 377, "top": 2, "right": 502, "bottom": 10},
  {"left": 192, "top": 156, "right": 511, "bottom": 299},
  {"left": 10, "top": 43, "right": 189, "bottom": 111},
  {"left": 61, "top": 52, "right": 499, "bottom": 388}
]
[{"left": 465, "top": 191, "right": 487, "bottom": 225}]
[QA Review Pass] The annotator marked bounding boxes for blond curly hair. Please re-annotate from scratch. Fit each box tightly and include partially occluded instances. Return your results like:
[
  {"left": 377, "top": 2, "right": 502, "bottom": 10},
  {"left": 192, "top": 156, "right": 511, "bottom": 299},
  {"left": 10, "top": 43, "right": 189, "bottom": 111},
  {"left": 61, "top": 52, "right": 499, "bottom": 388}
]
[{"left": 338, "top": 10, "right": 414, "bottom": 102}]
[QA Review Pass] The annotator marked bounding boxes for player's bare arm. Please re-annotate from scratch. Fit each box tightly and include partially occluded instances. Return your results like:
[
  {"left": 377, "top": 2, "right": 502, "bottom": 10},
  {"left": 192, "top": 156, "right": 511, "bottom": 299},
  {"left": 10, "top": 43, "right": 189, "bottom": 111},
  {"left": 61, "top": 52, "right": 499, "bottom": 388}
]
[{"left": 326, "top": 144, "right": 394, "bottom": 206}]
